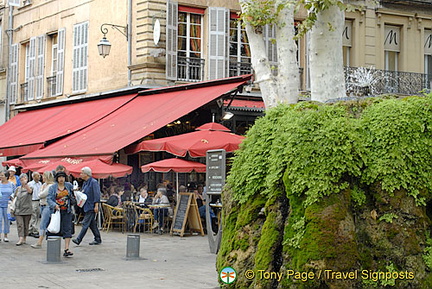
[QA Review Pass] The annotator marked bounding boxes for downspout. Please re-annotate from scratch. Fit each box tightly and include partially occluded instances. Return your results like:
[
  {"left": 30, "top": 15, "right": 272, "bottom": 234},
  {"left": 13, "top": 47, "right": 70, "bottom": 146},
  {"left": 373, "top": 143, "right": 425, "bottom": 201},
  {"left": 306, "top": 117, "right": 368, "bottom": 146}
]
[
  {"left": 5, "top": 5, "right": 13, "bottom": 121},
  {"left": 127, "top": 0, "right": 132, "bottom": 86}
]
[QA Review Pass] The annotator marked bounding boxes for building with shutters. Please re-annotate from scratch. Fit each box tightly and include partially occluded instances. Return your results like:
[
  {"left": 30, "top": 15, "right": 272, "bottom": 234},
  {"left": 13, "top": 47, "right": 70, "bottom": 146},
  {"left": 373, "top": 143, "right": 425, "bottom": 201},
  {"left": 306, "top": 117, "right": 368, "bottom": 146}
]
[{"left": 0, "top": 0, "right": 431, "bottom": 117}]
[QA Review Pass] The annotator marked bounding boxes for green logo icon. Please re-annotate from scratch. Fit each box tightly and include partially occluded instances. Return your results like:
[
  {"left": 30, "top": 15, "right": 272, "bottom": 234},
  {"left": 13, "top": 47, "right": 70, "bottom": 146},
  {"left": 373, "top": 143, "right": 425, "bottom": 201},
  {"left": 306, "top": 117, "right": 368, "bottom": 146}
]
[{"left": 220, "top": 266, "right": 237, "bottom": 284}]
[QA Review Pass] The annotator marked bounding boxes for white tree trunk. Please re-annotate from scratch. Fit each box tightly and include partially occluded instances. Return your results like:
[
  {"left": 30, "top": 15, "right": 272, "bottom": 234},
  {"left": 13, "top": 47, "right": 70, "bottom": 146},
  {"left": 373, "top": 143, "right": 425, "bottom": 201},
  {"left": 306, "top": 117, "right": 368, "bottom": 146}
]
[
  {"left": 240, "top": 0, "right": 299, "bottom": 108},
  {"left": 275, "top": 0, "right": 299, "bottom": 105},
  {"left": 309, "top": 5, "right": 346, "bottom": 102}
]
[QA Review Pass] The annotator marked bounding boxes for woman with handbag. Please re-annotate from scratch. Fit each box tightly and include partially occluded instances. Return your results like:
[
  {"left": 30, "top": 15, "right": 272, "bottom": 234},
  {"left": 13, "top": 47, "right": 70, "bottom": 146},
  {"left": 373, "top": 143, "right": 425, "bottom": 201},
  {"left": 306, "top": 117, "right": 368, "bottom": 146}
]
[
  {"left": 0, "top": 170, "right": 16, "bottom": 242},
  {"left": 31, "top": 171, "right": 55, "bottom": 249},
  {"left": 13, "top": 174, "right": 33, "bottom": 246},
  {"left": 47, "top": 171, "right": 76, "bottom": 257}
]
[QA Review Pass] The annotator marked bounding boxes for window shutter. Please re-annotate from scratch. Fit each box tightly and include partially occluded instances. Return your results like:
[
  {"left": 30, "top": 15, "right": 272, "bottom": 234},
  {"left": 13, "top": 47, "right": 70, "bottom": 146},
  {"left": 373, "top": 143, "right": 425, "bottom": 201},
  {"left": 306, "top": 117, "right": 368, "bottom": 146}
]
[
  {"left": 9, "top": 43, "right": 18, "bottom": 104},
  {"left": 35, "top": 35, "right": 45, "bottom": 99},
  {"left": 56, "top": 28, "right": 65, "bottom": 95},
  {"left": 166, "top": 0, "right": 178, "bottom": 80},
  {"left": 264, "top": 24, "right": 277, "bottom": 63},
  {"left": 73, "top": 22, "right": 88, "bottom": 93},
  {"left": 208, "top": 7, "right": 228, "bottom": 80},
  {"left": 27, "top": 37, "right": 36, "bottom": 101}
]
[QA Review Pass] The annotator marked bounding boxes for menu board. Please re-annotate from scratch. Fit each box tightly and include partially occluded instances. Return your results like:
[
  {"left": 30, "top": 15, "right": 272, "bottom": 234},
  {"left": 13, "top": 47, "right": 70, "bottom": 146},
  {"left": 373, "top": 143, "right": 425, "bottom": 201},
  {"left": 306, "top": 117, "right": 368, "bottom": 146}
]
[{"left": 206, "top": 149, "right": 226, "bottom": 195}]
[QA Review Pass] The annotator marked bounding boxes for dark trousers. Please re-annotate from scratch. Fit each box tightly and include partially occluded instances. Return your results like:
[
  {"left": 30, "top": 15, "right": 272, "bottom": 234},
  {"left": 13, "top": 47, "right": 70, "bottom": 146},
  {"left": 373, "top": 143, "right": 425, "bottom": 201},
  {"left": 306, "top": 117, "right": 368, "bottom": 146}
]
[
  {"left": 76, "top": 211, "right": 101, "bottom": 243},
  {"left": 154, "top": 208, "right": 168, "bottom": 228}
]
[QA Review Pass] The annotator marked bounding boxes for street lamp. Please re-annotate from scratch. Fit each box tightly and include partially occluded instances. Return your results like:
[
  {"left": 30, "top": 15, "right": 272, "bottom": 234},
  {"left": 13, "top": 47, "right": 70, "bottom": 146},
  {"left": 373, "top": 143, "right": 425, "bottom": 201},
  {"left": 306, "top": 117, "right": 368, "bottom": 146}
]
[{"left": 97, "top": 23, "right": 128, "bottom": 58}]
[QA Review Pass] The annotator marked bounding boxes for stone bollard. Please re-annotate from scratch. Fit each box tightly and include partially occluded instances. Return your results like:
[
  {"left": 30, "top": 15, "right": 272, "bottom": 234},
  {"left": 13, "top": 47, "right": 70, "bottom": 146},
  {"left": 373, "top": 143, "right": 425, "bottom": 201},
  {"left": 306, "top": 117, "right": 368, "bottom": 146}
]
[
  {"left": 126, "top": 234, "right": 140, "bottom": 259},
  {"left": 46, "top": 237, "right": 61, "bottom": 263}
]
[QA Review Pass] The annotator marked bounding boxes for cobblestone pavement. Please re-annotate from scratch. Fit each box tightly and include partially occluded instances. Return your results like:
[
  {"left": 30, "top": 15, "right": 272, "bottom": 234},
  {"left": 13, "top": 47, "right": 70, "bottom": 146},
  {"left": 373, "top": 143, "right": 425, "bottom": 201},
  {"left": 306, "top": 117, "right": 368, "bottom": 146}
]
[{"left": 0, "top": 222, "right": 220, "bottom": 289}]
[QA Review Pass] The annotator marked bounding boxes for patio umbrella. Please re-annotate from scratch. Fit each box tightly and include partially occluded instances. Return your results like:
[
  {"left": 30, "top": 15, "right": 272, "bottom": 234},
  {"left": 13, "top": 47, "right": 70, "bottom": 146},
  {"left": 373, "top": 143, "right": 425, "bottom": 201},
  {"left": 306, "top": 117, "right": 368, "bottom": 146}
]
[
  {"left": 141, "top": 158, "right": 206, "bottom": 195},
  {"left": 68, "top": 159, "right": 133, "bottom": 179},
  {"left": 22, "top": 159, "right": 69, "bottom": 173},
  {"left": 128, "top": 122, "right": 244, "bottom": 157}
]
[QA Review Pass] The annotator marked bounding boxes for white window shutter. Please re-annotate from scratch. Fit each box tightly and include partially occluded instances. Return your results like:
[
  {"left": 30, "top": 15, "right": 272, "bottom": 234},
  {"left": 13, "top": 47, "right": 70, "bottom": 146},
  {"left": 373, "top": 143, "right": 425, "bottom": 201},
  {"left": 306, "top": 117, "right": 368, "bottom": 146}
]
[
  {"left": 27, "top": 37, "right": 36, "bottom": 101},
  {"left": 56, "top": 28, "right": 65, "bottom": 95},
  {"left": 264, "top": 24, "right": 277, "bottom": 63},
  {"left": 72, "top": 22, "right": 88, "bottom": 93},
  {"left": 8, "top": 0, "right": 20, "bottom": 7},
  {"left": 166, "top": 0, "right": 178, "bottom": 80},
  {"left": 208, "top": 7, "right": 228, "bottom": 80},
  {"left": 10, "top": 44, "right": 18, "bottom": 104},
  {"left": 35, "top": 35, "right": 45, "bottom": 99}
]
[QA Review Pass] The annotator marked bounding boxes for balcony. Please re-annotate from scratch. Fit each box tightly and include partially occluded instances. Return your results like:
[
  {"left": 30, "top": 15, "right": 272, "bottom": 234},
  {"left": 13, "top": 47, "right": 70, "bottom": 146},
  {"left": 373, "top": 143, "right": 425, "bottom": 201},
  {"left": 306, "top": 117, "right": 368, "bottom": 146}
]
[
  {"left": 178, "top": 56, "right": 204, "bottom": 82},
  {"left": 229, "top": 61, "right": 253, "bottom": 77},
  {"left": 345, "top": 67, "right": 430, "bottom": 96}
]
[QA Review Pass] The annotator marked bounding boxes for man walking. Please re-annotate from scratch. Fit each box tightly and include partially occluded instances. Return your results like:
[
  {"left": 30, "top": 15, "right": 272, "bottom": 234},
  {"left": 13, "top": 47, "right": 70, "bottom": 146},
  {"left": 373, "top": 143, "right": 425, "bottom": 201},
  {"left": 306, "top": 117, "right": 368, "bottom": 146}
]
[
  {"left": 72, "top": 167, "right": 102, "bottom": 246},
  {"left": 28, "top": 172, "right": 42, "bottom": 238}
]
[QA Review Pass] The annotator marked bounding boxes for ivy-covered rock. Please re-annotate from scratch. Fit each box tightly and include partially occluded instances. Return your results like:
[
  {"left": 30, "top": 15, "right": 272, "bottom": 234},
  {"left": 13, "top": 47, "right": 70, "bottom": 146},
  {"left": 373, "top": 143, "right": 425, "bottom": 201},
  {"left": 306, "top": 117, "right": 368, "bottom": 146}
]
[{"left": 218, "top": 95, "right": 432, "bottom": 288}]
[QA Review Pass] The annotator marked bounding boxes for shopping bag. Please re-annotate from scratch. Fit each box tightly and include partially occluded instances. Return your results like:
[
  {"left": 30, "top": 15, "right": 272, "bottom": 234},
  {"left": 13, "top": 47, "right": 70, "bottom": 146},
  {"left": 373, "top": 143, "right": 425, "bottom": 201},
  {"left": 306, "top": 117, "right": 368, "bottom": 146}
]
[
  {"left": 74, "top": 191, "right": 87, "bottom": 208},
  {"left": 9, "top": 197, "right": 17, "bottom": 214},
  {"left": 47, "top": 210, "right": 61, "bottom": 234}
]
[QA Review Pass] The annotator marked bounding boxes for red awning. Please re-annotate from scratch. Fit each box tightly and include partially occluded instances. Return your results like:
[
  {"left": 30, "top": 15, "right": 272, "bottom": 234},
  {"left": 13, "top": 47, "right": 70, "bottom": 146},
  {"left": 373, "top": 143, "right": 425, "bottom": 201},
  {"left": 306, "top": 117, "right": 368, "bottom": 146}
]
[
  {"left": 0, "top": 95, "right": 135, "bottom": 157},
  {"left": 21, "top": 76, "right": 249, "bottom": 160},
  {"left": 67, "top": 159, "right": 133, "bottom": 179},
  {"left": 126, "top": 122, "right": 245, "bottom": 157},
  {"left": 141, "top": 158, "right": 206, "bottom": 173}
]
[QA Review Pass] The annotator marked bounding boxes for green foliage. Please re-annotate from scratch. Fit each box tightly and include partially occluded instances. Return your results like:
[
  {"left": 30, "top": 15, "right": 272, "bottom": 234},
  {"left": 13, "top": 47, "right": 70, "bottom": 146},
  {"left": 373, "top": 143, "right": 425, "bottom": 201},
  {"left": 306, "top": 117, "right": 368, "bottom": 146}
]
[
  {"left": 378, "top": 213, "right": 398, "bottom": 224},
  {"left": 423, "top": 233, "right": 432, "bottom": 271},
  {"left": 283, "top": 216, "right": 305, "bottom": 249},
  {"left": 351, "top": 184, "right": 367, "bottom": 207},
  {"left": 240, "top": 0, "right": 279, "bottom": 30}
]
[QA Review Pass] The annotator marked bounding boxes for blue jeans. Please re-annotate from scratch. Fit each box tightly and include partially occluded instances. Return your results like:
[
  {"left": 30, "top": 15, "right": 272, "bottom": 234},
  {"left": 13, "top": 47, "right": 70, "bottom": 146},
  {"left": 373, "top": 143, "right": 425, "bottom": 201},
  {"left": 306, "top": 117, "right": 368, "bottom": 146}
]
[
  {"left": 154, "top": 208, "right": 168, "bottom": 228},
  {"left": 39, "top": 205, "right": 51, "bottom": 236},
  {"left": 0, "top": 207, "right": 10, "bottom": 234},
  {"left": 75, "top": 211, "right": 101, "bottom": 244}
]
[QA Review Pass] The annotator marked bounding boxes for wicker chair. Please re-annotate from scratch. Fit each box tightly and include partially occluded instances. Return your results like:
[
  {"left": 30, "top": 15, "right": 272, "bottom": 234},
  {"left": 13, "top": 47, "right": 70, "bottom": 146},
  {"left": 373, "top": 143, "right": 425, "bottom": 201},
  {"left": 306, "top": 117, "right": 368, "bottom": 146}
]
[
  {"left": 136, "top": 206, "right": 154, "bottom": 233},
  {"left": 102, "top": 203, "right": 125, "bottom": 233}
]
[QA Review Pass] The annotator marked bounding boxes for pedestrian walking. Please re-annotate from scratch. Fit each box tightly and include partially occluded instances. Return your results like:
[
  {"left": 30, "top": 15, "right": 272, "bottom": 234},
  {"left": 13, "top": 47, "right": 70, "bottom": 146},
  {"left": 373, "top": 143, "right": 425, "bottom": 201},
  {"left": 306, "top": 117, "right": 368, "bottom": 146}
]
[
  {"left": 0, "top": 170, "right": 15, "bottom": 242},
  {"left": 72, "top": 167, "right": 102, "bottom": 246},
  {"left": 28, "top": 171, "right": 42, "bottom": 238},
  {"left": 13, "top": 174, "right": 33, "bottom": 246}
]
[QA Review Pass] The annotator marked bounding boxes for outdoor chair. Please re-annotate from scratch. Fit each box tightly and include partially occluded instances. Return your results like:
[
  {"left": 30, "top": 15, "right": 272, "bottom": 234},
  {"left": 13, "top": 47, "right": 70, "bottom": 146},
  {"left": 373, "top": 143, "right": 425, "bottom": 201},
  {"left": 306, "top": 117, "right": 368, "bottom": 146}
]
[
  {"left": 122, "top": 201, "right": 138, "bottom": 233},
  {"left": 136, "top": 206, "right": 154, "bottom": 233},
  {"left": 102, "top": 203, "right": 125, "bottom": 233}
]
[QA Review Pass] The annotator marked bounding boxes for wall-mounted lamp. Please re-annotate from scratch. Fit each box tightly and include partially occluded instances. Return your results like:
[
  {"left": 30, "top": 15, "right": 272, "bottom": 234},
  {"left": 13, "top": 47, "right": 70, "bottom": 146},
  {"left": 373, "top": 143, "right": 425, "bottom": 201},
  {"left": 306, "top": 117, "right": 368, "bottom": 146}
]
[{"left": 97, "top": 23, "right": 128, "bottom": 58}]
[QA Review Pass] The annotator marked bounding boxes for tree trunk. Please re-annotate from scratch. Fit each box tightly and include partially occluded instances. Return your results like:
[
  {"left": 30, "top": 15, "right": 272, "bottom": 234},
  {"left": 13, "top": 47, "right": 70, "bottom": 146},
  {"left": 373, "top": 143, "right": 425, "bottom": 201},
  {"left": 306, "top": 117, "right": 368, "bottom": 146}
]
[{"left": 309, "top": 5, "right": 346, "bottom": 102}]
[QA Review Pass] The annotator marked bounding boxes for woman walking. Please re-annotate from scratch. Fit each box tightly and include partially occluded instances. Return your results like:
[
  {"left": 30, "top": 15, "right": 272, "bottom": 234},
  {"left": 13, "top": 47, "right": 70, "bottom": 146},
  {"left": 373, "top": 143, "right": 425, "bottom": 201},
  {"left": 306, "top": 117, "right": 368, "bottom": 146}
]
[
  {"left": 0, "top": 170, "right": 16, "bottom": 242},
  {"left": 31, "top": 171, "right": 54, "bottom": 249},
  {"left": 13, "top": 174, "right": 33, "bottom": 246},
  {"left": 47, "top": 171, "right": 75, "bottom": 257}
]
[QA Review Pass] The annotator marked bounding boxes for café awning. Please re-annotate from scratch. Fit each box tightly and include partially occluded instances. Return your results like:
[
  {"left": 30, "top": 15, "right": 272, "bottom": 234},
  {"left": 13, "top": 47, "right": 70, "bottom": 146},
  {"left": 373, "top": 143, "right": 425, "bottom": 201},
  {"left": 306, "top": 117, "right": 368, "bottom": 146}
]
[
  {"left": 0, "top": 95, "right": 135, "bottom": 157},
  {"left": 21, "top": 75, "right": 250, "bottom": 163}
]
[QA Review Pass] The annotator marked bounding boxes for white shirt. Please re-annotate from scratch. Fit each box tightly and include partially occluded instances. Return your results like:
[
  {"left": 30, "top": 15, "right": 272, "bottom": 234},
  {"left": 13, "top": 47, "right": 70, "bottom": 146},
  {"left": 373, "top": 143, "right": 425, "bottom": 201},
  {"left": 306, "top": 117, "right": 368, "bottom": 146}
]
[{"left": 28, "top": 180, "right": 42, "bottom": 201}]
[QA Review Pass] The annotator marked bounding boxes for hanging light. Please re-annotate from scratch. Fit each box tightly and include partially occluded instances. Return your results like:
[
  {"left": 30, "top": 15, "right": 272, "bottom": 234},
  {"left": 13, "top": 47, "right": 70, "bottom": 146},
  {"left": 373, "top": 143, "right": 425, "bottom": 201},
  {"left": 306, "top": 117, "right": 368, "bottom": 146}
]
[{"left": 97, "top": 36, "right": 111, "bottom": 58}]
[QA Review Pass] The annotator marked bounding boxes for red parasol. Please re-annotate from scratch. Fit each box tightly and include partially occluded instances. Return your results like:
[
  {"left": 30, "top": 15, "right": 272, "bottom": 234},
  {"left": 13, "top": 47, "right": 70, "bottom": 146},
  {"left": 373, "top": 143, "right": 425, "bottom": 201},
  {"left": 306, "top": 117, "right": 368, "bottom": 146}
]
[
  {"left": 141, "top": 158, "right": 206, "bottom": 173},
  {"left": 68, "top": 159, "right": 133, "bottom": 179}
]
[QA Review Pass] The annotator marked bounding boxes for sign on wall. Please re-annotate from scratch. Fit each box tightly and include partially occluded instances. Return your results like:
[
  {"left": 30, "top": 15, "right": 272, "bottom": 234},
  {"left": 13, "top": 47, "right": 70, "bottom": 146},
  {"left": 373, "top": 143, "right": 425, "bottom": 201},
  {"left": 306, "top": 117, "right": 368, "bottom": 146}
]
[{"left": 384, "top": 25, "right": 400, "bottom": 52}]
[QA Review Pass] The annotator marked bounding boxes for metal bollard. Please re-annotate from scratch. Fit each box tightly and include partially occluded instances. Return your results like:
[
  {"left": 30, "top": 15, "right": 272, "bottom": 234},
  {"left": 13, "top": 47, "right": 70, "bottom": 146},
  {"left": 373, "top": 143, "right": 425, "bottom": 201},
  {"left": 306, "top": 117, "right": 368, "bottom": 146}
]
[
  {"left": 126, "top": 234, "right": 140, "bottom": 259},
  {"left": 46, "top": 237, "right": 61, "bottom": 263}
]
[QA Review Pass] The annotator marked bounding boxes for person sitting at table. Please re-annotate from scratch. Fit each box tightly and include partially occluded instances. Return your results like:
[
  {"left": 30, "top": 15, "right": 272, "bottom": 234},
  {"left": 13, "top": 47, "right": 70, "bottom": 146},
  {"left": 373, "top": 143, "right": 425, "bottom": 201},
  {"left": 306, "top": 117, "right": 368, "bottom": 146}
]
[
  {"left": 151, "top": 187, "right": 170, "bottom": 233},
  {"left": 106, "top": 187, "right": 123, "bottom": 207},
  {"left": 138, "top": 187, "right": 152, "bottom": 207}
]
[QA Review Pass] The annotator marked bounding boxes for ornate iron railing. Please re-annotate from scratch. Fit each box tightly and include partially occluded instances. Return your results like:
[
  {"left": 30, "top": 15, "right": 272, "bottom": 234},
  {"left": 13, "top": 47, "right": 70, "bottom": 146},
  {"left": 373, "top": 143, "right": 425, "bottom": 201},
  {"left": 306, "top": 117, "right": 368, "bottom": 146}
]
[
  {"left": 345, "top": 67, "right": 429, "bottom": 96},
  {"left": 178, "top": 56, "right": 205, "bottom": 82},
  {"left": 229, "top": 61, "right": 253, "bottom": 77}
]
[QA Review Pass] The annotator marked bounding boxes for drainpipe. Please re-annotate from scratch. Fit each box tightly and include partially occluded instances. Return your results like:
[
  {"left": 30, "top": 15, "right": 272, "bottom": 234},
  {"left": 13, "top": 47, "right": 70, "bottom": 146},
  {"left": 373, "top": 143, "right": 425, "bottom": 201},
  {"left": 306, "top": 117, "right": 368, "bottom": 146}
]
[
  {"left": 5, "top": 5, "right": 14, "bottom": 121},
  {"left": 127, "top": 0, "right": 132, "bottom": 86}
]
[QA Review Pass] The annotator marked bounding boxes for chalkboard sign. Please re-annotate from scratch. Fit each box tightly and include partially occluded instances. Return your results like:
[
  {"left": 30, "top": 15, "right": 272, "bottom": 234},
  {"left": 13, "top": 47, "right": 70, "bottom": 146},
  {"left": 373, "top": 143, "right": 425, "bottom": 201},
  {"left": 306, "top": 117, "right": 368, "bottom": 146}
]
[
  {"left": 172, "top": 193, "right": 190, "bottom": 232},
  {"left": 170, "top": 193, "right": 204, "bottom": 237}
]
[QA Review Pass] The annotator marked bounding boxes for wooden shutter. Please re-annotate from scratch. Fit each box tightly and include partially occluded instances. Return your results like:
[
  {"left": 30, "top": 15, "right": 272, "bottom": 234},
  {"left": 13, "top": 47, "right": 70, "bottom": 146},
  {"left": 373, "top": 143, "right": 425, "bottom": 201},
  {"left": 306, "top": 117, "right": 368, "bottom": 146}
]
[
  {"left": 9, "top": 44, "right": 18, "bottom": 104},
  {"left": 56, "top": 28, "right": 65, "bottom": 95},
  {"left": 27, "top": 37, "right": 36, "bottom": 101},
  {"left": 166, "top": 0, "right": 178, "bottom": 80},
  {"left": 35, "top": 35, "right": 45, "bottom": 99},
  {"left": 208, "top": 7, "right": 228, "bottom": 80},
  {"left": 73, "top": 22, "right": 88, "bottom": 93},
  {"left": 264, "top": 24, "right": 277, "bottom": 63}
]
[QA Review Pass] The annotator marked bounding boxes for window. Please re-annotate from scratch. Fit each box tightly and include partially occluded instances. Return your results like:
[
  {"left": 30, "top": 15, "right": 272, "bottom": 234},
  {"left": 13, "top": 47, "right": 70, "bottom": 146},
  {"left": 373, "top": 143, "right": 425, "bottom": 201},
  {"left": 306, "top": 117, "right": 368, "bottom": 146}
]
[
  {"left": 35, "top": 35, "right": 45, "bottom": 99},
  {"left": 166, "top": 1, "right": 205, "bottom": 82},
  {"left": 24, "top": 38, "right": 35, "bottom": 101},
  {"left": 208, "top": 7, "right": 229, "bottom": 80},
  {"left": 264, "top": 24, "right": 277, "bottom": 75},
  {"left": 384, "top": 25, "right": 400, "bottom": 71},
  {"left": 424, "top": 29, "right": 432, "bottom": 88},
  {"left": 72, "top": 22, "right": 88, "bottom": 93},
  {"left": 229, "top": 16, "right": 251, "bottom": 77},
  {"left": 47, "top": 29, "right": 65, "bottom": 97},
  {"left": 177, "top": 10, "right": 203, "bottom": 81},
  {"left": 343, "top": 20, "right": 352, "bottom": 67}
]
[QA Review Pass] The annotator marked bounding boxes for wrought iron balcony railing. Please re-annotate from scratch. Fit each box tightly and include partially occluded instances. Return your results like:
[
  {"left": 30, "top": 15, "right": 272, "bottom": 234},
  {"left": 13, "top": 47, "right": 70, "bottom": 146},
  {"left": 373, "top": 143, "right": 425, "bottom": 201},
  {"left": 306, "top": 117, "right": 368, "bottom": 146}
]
[
  {"left": 345, "top": 67, "right": 430, "bottom": 96},
  {"left": 178, "top": 56, "right": 205, "bottom": 82},
  {"left": 229, "top": 61, "right": 253, "bottom": 77}
]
